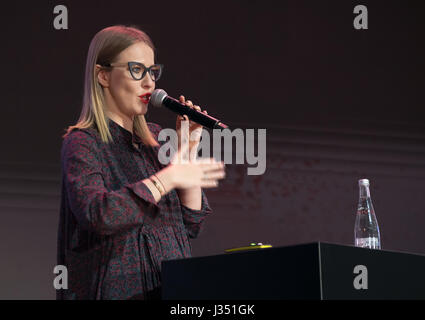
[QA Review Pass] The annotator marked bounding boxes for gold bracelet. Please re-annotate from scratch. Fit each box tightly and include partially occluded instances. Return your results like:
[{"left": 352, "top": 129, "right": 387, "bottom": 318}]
[
  {"left": 150, "top": 176, "right": 165, "bottom": 196},
  {"left": 153, "top": 174, "right": 166, "bottom": 194}
]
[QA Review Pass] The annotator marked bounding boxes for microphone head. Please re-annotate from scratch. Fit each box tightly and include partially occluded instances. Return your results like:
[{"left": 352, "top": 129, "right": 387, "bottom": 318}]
[{"left": 150, "top": 89, "right": 168, "bottom": 108}]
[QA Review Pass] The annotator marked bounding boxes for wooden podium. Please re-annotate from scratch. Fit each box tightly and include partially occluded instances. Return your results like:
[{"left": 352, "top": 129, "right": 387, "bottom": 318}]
[{"left": 161, "top": 242, "right": 425, "bottom": 299}]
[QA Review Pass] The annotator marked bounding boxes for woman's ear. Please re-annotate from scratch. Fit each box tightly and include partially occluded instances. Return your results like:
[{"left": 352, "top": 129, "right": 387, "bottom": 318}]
[{"left": 96, "top": 64, "right": 110, "bottom": 88}]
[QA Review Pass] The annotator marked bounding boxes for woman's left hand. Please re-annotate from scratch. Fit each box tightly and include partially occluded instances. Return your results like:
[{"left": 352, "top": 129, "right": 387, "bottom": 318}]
[{"left": 176, "top": 95, "right": 207, "bottom": 160}]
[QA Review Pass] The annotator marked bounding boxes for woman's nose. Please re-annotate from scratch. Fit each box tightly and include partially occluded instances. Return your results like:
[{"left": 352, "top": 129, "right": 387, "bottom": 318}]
[{"left": 141, "top": 73, "right": 154, "bottom": 88}]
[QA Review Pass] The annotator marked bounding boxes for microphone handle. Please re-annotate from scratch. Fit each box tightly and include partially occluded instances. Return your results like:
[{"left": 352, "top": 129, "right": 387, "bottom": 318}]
[{"left": 164, "top": 96, "right": 228, "bottom": 129}]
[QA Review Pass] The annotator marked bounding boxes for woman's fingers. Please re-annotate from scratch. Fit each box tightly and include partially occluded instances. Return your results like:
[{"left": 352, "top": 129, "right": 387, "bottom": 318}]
[
  {"left": 197, "top": 160, "right": 226, "bottom": 183},
  {"left": 179, "top": 95, "right": 189, "bottom": 120},
  {"left": 200, "top": 180, "right": 219, "bottom": 188},
  {"left": 181, "top": 96, "right": 204, "bottom": 113},
  {"left": 170, "top": 154, "right": 225, "bottom": 188},
  {"left": 198, "top": 160, "right": 225, "bottom": 171},
  {"left": 179, "top": 95, "right": 208, "bottom": 128},
  {"left": 180, "top": 95, "right": 204, "bottom": 112},
  {"left": 202, "top": 170, "right": 226, "bottom": 180},
  {"left": 189, "top": 158, "right": 225, "bottom": 179}
]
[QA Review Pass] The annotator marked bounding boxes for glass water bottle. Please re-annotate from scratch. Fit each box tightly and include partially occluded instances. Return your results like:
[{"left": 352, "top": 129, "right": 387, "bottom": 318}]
[{"left": 354, "top": 179, "right": 381, "bottom": 249}]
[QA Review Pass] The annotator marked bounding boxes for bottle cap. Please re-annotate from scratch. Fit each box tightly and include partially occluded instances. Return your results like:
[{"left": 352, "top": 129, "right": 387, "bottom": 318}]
[{"left": 358, "top": 179, "right": 370, "bottom": 186}]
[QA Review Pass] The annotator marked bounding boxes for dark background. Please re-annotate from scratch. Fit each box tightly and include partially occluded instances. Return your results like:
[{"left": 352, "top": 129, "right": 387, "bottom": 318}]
[{"left": 0, "top": 0, "right": 424, "bottom": 299}]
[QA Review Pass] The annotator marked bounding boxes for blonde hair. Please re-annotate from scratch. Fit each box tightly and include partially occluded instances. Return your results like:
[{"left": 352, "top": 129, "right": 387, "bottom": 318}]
[{"left": 63, "top": 25, "right": 158, "bottom": 147}]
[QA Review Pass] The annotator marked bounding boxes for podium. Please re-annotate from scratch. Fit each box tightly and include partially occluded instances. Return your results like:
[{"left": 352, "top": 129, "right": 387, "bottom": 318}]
[{"left": 161, "top": 242, "right": 425, "bottom": 299}]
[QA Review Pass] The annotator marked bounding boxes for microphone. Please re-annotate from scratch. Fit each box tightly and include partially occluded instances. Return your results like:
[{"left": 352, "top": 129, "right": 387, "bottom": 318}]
[{"left": 150, "top": 89, "right": 229, "bottom": 130}]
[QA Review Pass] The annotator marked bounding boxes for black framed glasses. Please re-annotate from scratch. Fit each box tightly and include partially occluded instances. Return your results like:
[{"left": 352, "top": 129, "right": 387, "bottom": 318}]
[{"left": 101, "top": 61, "right": 163, "bottom": 81}]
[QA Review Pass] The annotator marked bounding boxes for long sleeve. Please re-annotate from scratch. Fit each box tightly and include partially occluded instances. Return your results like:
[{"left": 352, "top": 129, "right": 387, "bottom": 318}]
[
  {"left": 180, "top": 189, "right": 213, "bottom": 238},
  {"left": 62, "top": 130, "right": 159, "bottom": 236}
]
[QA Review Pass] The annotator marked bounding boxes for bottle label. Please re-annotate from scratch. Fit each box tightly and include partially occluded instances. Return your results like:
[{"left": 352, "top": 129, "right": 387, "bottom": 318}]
[{"left": 355, "top": 237, "right": 380, "bottom": 249}]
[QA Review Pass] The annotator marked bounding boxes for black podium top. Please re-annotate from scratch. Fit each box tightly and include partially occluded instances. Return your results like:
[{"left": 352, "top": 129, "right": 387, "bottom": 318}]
[{"left": 162, "top": 242, "right": 425, "bottom": 300}]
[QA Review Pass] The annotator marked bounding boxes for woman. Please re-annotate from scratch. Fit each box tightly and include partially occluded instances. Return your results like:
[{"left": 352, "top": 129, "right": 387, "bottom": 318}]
[{"left": 57, "top": 25, "right": 225, "bottom": 300}]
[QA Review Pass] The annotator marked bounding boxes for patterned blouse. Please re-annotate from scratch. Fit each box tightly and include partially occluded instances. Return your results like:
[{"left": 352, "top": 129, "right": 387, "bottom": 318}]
[{"left": 56, "top": 118, "right": 212, "bottom": 300}]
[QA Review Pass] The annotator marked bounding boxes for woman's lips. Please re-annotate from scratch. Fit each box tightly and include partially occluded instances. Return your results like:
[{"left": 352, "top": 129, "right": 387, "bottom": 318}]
[{"left": 139, "top": 93, "right": 151, "bottom": 104}]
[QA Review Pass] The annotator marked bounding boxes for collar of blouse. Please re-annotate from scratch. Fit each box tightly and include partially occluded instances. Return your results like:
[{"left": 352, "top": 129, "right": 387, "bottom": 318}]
[{"left": 108, "top": 118, "right": 142, "bottom": 149}]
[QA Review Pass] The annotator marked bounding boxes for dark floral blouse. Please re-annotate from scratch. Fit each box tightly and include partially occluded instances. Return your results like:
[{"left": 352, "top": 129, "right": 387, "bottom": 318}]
[{"left": 56, "top": 118, "right": 212, "bottom": 300}]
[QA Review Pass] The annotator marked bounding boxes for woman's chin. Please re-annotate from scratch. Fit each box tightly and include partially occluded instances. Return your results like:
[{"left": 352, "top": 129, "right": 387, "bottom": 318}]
[{"left": 135, "top": 104, "right": 148, "bottom": 115}]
